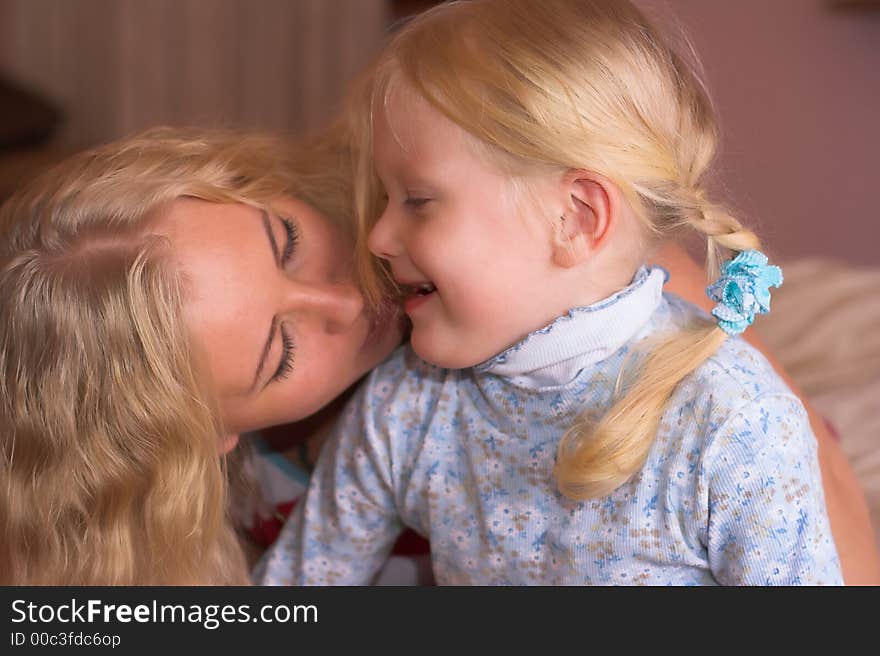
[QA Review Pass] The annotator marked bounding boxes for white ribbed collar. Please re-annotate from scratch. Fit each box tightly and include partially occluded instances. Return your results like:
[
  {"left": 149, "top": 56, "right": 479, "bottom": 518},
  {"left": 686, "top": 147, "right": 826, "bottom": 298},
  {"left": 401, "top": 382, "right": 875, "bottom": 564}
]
[{"left": 472, "top": 266, "right": 667, "bottom": 388}]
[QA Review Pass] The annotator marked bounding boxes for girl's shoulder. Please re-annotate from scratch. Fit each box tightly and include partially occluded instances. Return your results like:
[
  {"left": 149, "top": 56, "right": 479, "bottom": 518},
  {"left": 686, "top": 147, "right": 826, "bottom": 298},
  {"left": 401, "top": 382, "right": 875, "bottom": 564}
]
[
  {"left": 649, "top": 291, "right": 802, "bottom": 456},
  {"left": 657, "top": 292, "right": 792, "bottom": 382},
  {"left": 654, "top": 295, "right": 815, "bottom": 467},
  {"left": 694, "top": 337, "right": 794, "bottom": 406},
  {"left": 658, "top": 290, "right": 793, "bottom": 401}
]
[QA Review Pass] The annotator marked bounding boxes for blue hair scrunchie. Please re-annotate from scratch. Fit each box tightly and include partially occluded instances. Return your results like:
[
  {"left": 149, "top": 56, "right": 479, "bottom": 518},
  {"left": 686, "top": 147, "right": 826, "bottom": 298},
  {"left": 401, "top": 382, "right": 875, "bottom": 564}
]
[{"left": 706, "top": 249, "right": 783, "bottom": 336}]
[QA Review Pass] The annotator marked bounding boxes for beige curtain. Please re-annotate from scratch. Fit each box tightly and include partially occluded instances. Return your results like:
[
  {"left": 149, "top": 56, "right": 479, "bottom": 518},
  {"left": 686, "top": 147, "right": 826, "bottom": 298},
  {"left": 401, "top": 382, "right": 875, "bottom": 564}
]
[{"left": 0, "top": 0, "right": 389, "bottom": 147}]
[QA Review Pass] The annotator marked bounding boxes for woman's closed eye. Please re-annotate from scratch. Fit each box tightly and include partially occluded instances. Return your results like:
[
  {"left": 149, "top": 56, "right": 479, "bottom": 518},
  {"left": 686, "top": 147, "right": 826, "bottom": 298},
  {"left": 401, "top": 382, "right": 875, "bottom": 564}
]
[
  {"left": 260, "top": 209, "right": 300, "bottom": 268},
  {"left": 280, "top": 216, "right": 299, "bottom": 265},
  {"left": 254, "top": 211, "right": 300, "bottom": 391},
  {"left": 271, "top": 323, "right": 295, "bottom": 383}
]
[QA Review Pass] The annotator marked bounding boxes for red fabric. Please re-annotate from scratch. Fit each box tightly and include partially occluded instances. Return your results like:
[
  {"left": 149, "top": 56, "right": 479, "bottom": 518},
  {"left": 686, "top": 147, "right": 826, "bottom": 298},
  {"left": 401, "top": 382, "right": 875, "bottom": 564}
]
[
  {"left": 249, "top": 499, "right": 431, "bottom": 556},
  {"left": 248, "top": 500, "right": 297, "bottom": 547}
]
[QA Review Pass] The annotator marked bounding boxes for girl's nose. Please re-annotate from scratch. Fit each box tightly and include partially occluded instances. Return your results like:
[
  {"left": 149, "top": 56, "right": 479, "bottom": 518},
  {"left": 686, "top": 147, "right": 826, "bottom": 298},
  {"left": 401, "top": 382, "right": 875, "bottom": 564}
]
[
  {"left": 367, "top": 207, "right": 402, "bottom": 261},
  {"left": 284, "top": 280, "right": 365, "bottom": 333}
]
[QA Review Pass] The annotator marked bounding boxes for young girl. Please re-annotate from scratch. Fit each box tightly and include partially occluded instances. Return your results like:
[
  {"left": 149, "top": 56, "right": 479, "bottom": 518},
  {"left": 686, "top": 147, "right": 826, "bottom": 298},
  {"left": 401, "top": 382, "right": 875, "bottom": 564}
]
[{"left": 257, "top": 0, "right": 842, "bottom": 585}]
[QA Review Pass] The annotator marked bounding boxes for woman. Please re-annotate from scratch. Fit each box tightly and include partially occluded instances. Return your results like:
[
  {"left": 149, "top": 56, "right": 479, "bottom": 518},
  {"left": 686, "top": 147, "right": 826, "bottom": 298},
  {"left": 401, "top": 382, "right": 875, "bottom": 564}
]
[
  {"left": 0, "top": 126, "right": 400, "bottom": 584},
  {"left": 1, "top": 126, "right": 876, "bottom": 584}
]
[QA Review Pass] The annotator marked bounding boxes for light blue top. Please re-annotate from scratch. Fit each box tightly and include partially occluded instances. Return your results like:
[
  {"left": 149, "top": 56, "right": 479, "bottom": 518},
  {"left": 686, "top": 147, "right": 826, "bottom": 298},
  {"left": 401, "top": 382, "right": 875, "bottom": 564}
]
[{"left": 256, "top": 267, "right": 842, "bottom": 585}]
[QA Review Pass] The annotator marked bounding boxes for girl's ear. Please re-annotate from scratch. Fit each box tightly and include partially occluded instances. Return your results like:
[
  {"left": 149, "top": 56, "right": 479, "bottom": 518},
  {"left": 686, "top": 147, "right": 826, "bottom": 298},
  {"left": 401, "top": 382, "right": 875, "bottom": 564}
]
[{"left": 552, "top": 170, "right": 618, "bottom": 268}]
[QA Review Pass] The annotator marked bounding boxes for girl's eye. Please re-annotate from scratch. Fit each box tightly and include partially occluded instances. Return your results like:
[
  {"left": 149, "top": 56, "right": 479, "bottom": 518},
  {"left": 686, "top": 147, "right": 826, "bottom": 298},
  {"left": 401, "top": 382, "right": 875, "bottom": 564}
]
[{"left": 404, "top": 197, "right": 431, "bottom": 209}]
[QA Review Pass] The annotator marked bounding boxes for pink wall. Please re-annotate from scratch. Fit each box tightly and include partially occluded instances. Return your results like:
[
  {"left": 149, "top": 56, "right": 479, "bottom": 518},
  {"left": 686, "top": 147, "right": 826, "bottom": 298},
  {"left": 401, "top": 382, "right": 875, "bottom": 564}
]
[{"left": 639, "top": 0, "right": 880, "bottom": 266}]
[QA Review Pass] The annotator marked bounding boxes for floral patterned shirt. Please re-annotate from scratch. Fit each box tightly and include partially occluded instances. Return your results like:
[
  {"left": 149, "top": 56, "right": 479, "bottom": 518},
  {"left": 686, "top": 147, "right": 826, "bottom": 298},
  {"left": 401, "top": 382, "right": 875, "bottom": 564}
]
[{"left": 256, "top": 267, "right": 842, "bottom": 585}]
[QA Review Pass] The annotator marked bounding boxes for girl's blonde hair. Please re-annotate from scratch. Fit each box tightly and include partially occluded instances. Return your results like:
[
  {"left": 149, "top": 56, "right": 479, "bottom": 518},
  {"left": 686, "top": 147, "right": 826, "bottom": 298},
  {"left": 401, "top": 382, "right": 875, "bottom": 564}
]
[
  {"left": 0, "top": 125, "right": 366, "bottom": 584},
  {"left": 350, "top": 0, "right": 761, "bottom": 499}
]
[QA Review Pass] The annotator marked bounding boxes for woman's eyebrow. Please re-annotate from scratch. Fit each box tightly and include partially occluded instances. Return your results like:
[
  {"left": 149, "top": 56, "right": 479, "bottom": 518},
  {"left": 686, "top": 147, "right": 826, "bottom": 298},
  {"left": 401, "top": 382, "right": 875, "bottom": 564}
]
[
  {"left": 261, "top": 209, "right": 281, "bottom": 267},
  {"left": 252, "top": 315, "right": 278, "bottom": 392}
]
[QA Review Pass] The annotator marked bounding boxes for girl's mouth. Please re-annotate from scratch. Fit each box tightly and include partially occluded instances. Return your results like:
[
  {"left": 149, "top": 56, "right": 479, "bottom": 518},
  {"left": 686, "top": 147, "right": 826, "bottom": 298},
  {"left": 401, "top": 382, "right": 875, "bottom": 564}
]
[
  {"left": 413, "top": 282, "right": 436, "bottom": 296},
  {"left": 398, "top": 281, "right": 437, "bottom": 298},
  {"left": 402, "top": 282, "right": 437, "bottom": 313}
]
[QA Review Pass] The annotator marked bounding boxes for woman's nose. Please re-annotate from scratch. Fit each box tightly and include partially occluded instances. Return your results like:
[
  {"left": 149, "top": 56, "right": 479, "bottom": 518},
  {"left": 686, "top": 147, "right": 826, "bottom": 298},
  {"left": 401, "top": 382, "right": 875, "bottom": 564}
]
[
  {"left": 284, "top": 280, "right": 364, "bottom": 333},
  {"left": 367, "top": 206, "right": 401, "bottom": 261}
]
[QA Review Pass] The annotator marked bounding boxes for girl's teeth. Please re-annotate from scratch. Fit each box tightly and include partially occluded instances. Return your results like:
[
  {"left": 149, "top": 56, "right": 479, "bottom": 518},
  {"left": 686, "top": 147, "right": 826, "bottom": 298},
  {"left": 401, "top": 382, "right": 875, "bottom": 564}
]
[{"left": 400, "top": 282, "right": 436, "bottom": 297}]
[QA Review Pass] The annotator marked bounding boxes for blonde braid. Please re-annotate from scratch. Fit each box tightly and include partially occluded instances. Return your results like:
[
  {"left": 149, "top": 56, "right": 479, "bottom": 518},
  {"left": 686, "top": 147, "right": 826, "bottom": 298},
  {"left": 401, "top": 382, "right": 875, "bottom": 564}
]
[
  {"left": 681, "top": 188, "right": 760, "bottom": 276},
  {"left": 555, "top": 324, "right": 728, "bottom": 499},
  {"left": 555, "top": 190, "right": 757, "bottom": 500}
]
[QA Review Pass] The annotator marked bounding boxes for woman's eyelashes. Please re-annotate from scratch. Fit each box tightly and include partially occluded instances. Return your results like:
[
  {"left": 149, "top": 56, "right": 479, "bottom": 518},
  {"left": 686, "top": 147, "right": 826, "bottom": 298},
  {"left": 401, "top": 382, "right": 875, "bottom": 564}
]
[
  {"left": 271, "top": 323, "right": 295, "bottom": 383},
  {"left": 280, "top": 215, "right": 299, "bottom": 265}
]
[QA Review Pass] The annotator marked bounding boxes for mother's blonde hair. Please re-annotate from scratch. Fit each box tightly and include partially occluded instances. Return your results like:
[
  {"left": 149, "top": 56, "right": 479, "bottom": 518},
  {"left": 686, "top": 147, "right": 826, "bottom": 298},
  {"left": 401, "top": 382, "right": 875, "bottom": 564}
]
[
  {"left": 0, "top": 125, "right": 365, "bottom": 584},
  {"left": 351, "top": 0, "right": 761, "bottom": 499}
]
